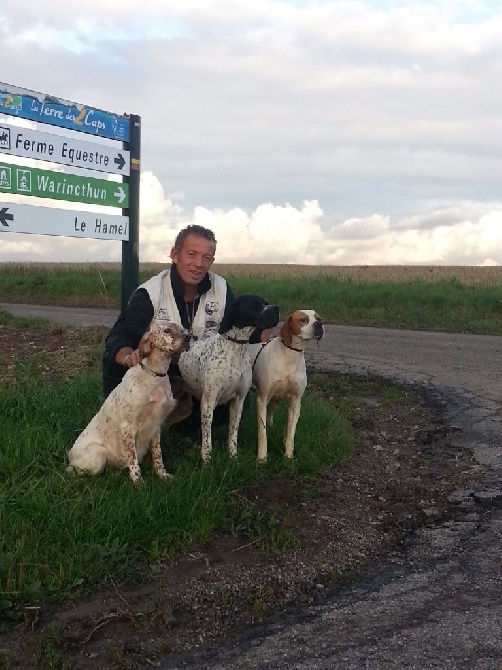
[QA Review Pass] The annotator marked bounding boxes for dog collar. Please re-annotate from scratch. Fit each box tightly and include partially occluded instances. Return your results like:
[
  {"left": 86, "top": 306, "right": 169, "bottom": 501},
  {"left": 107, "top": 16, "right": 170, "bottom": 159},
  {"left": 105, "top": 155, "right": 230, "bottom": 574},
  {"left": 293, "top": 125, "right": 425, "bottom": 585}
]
[
  {"left": 281, "top": 341, "right": 303, "bottom": 352},
  {"left": 223, "top": 334, "right": 249, "bottom": 344},
  {"left": 140, "top": 362, "right": 167, "bottom": 378}
]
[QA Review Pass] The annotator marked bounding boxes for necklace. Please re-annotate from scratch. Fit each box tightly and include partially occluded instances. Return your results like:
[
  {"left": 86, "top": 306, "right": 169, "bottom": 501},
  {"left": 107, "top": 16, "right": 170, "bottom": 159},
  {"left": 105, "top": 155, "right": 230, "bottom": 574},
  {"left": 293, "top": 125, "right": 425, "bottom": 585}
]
[{"left": 185, "top": 300, "right": 195, "bottom": 333}]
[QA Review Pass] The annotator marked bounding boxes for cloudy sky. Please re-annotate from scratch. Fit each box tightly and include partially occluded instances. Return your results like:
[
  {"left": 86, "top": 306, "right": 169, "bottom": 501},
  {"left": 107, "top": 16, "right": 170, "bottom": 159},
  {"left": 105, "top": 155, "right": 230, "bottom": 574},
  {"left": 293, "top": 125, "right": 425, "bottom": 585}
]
[{"left": 1, "top": 0, "right": 502, "bottom": 266}]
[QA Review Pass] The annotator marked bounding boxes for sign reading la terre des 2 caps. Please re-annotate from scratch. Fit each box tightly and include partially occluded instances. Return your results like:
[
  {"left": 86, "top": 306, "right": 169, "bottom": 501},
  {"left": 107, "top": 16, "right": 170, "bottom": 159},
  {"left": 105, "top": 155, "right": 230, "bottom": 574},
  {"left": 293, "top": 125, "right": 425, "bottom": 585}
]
[{"left": 0, "top": 82, "right": 130, "bottom": 142}]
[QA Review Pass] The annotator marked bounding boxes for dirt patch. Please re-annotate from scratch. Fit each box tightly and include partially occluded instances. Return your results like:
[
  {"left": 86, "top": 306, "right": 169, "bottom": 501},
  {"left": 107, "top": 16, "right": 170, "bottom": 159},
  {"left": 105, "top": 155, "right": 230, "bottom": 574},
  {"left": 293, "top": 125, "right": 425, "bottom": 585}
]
[
  {"left": 0, "top": 321, "right": 484, "bottom": 670},
  {"left": 0, "top": 319, "right": 107, "bottom": 386}
]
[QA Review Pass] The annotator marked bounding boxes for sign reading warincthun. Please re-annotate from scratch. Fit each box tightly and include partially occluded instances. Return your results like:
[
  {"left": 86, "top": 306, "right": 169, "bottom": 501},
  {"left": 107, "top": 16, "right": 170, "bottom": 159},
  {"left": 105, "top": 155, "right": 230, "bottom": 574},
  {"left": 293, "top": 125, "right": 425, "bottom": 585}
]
[{"left": 0, "top": 161, "right": 129, "bottom": 208}]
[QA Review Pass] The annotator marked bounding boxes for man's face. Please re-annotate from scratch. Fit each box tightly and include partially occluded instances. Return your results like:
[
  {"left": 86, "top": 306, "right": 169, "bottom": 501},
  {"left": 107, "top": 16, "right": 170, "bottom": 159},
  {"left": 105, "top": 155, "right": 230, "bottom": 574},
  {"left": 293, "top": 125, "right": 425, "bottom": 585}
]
[{"left": 170, "top": 233, "right": 216, "bottom": 287}]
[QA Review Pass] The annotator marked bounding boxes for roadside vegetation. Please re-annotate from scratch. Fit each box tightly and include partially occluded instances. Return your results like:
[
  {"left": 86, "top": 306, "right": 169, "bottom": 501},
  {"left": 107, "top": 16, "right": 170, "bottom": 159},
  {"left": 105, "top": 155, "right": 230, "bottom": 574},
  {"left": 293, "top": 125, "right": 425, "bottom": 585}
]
[{"left": 1, "top": 262, "right": 501, "bottom": 334}]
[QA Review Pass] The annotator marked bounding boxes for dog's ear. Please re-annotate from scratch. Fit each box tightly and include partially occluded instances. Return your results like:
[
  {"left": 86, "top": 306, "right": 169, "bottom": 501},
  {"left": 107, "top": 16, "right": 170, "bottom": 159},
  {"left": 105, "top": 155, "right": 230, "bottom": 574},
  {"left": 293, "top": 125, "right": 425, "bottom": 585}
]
[
  {"left": 139, "top": 331, "right": 153, "bottom": 358},
  {"left": 280, "top": 316, "right": 293, "bottom": 347}
]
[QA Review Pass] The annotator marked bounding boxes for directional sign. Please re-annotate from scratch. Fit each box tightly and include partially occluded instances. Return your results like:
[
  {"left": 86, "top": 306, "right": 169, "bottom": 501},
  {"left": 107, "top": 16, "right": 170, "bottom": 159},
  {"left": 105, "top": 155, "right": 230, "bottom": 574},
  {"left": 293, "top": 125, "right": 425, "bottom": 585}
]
[
  {"left": 0, "top": 206, "right": 13, "bottom": 227},
  {"left": 0, "top": 82, "right": 130, "bottom": 142},
  {"left": 0, "top": 202, "right": 129, "bottom": 241},
  {"left": 0, "top": 124, "right": 130, "bottom": 176},
  {"left": 0, "top": 161, "right": 128, "bottom": 208}
]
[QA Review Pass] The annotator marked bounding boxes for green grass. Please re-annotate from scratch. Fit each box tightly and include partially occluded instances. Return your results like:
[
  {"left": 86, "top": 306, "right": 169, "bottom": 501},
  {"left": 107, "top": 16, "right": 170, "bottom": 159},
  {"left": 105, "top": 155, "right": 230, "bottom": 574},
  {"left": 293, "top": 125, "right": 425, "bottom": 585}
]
[
  {"left": 0, "top": 363, "right": 353, "bottom": 622},
  {"left": 1, "top": 263, "right": 501, "bottom": 334},
  {"left": 225, "top": 275, "right": 502, "bottom": 335},
  {"left": 0, "top": 263, "right": 121, "bottom": 308}
]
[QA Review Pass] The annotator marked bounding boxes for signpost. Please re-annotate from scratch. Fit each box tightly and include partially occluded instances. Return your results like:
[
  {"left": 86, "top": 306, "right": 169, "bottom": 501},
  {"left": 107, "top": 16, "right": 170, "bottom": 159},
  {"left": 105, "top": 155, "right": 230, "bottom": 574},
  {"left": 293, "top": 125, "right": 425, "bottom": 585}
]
[
  {"left": 0, "top": 124, "right": 129, "bottom": 175},
  {"left": 0, "top": 81, "right": 140, "bottom": 308},
  {"left": 0, "top": 202, "right": 129, "bottom": 240},
  {"left": 0, "top": 161, "right": 129, "bottom": 207},
  {"left": 0, "top": 82, "right": 129, "bottom": 141}
]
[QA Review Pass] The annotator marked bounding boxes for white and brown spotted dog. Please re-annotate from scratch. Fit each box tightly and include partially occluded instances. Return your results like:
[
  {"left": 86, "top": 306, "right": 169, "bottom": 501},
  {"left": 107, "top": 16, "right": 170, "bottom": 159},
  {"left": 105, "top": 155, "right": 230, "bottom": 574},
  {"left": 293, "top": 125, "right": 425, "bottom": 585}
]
[
  {"left": 248, "top": 310, "right": 324, "bottom": 463},
  {"left": 178, "top": 294, "right": 280, "bottom": 463},
  {"left": 67, "top": 322, "right": 189, "bottom": 483}
]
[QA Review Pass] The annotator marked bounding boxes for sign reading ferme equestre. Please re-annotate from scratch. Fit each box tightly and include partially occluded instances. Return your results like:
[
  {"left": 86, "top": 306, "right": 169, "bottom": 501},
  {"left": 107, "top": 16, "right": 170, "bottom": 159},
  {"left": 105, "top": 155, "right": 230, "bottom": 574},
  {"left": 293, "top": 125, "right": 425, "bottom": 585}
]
[
  {"left": 0, "top": 125, "right": 129, "bottom": 176},
  {"left": 0, "top": 81, "right": 139, "bottom": 244}
]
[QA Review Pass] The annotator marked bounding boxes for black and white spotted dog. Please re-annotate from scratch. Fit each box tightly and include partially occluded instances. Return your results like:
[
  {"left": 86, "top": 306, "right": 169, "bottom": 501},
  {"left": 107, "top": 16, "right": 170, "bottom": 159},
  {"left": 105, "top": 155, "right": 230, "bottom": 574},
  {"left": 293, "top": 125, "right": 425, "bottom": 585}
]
[{"left": 178, "top": 294, "right": 280, "bottom": 462}]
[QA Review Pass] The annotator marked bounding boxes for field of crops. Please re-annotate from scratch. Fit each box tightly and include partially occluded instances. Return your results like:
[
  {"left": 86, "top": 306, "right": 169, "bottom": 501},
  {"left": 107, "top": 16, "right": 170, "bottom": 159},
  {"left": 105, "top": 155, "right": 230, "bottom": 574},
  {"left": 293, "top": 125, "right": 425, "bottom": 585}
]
[
  {"left": 1, "top": 262, "right": 501, "bottom": 334},
  {"left": 216, "top": 263, "right": 502, "bottom": 285},
  {"left": 1, "top": 261, "right": 501, "bottom": 285}
]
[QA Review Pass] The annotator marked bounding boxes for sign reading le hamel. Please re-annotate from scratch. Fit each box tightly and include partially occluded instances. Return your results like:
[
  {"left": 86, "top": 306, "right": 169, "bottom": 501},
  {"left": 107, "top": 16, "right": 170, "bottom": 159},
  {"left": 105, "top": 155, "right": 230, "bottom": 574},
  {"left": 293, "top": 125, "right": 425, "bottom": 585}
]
[{"left": 0, "top": 81, "right": 140, "bottom": 245}]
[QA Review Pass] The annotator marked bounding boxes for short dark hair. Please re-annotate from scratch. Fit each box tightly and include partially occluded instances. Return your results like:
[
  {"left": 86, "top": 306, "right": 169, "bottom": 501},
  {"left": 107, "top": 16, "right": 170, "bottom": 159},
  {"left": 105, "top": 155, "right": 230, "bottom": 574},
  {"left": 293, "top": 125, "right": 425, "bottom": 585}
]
[{"left": 174, "top": 225, "right": 217, "bottom": 252}]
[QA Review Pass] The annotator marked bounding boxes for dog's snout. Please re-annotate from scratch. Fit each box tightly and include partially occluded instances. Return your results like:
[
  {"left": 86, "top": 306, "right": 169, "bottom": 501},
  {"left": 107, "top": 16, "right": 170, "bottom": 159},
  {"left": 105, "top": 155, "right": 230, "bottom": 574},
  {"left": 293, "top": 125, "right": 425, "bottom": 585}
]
[
  {"left": 264, "top": 304, "right": 280, "bottom": 326},
  {"left": 314, "top": 321, "right": 325, "bottom": 339}
]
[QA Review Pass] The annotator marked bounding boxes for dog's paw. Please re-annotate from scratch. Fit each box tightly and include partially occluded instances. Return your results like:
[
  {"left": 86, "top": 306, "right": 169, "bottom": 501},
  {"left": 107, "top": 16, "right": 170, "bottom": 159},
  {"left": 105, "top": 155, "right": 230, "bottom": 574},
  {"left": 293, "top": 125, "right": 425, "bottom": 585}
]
[{"left": 157, "top": 470, "right": 174, "bottom": 481}]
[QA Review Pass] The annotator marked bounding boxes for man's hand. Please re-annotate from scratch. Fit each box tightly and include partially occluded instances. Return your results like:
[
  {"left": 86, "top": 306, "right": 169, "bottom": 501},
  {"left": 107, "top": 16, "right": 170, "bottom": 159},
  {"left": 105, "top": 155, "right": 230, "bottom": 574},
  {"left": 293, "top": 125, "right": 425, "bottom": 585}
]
[{"left": 118, "top": 347, "right": 140, "bottom": 368}]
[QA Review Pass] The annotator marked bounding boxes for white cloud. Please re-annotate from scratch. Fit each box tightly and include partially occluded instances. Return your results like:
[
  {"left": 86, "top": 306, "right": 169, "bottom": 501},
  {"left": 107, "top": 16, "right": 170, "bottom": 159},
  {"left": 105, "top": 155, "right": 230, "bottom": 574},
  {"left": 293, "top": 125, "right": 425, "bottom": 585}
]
[
  {"left": 0, "top": 1, "right": 501, "bottom": 266},
  {"left": 1, "top": 187, "right": 501, "bottom": 266}
]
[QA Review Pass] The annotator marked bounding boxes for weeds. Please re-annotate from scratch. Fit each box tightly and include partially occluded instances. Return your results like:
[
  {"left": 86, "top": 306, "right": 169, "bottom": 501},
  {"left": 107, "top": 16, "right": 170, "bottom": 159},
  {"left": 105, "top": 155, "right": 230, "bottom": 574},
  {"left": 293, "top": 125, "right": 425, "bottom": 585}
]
[{"left": 33, "top": 637, "right": 70, "bottom": 670}]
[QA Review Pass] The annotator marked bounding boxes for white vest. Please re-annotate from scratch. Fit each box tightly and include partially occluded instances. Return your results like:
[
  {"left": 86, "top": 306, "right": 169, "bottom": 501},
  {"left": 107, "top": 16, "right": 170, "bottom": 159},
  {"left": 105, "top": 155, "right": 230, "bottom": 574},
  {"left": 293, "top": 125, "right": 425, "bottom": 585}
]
[{"left": 140, "top": 269, "right": 227, "bottom": 340}]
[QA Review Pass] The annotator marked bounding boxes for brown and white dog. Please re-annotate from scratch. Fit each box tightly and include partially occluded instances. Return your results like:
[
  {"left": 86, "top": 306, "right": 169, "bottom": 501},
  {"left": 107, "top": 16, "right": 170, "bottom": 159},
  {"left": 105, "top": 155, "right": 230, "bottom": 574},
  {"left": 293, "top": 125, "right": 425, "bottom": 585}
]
[
  {"left": 67, "top": 322, "right": 189, "bottom": 483},
  {"left": 248, "top": 310, "right": 324, "bottom": 463}
]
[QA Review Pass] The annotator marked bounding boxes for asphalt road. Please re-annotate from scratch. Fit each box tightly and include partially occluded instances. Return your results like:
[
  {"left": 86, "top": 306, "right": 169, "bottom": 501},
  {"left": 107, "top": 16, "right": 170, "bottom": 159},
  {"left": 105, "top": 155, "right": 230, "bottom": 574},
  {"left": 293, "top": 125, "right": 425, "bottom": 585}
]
[
  {"left": 0, "top": 302, "right": 119, "bottom": 328},
  {"left": 2, "top": 302, "right": 502, "bottom": 669}
]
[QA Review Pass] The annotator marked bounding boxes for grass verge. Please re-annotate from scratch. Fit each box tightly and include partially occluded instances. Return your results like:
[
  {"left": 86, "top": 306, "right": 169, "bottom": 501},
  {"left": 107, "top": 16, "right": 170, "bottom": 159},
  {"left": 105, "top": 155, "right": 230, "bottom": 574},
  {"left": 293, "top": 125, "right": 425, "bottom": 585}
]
[{"left": 0, "top": 361, "right": 353, "bottom": 625}]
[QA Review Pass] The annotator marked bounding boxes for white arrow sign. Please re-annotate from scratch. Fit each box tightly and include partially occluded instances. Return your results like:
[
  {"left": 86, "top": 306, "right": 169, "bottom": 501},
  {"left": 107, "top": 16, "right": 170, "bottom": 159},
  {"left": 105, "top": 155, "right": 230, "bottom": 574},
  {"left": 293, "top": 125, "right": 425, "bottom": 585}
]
[
  {"left": 0, "top": 202, "right": 129, "bottom": 241},
  {"left": 114, "top": 185, "right": 127, "bottom": 205},
  {"left": 0, "top": 124, "right": 130, "bottom": 176}
]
